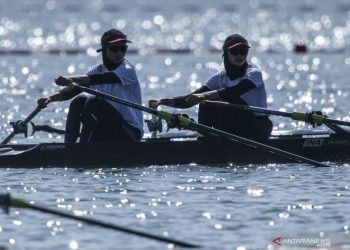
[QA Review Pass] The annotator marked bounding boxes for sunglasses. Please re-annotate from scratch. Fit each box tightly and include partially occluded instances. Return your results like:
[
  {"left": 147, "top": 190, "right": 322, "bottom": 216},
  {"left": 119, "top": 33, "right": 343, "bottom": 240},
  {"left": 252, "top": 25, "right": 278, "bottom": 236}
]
[
  {"left": 108, "top": 46, "right": 128, "bottom": 53},
  {"left": 228, "top": 48, "right": 249, "bottom": 56}
]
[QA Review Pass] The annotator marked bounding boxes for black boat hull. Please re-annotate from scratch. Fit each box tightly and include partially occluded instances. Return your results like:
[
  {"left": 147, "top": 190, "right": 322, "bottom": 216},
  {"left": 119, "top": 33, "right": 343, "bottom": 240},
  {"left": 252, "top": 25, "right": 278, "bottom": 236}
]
[{"left": 1, "top": 131, "right": 349, "bottom": 167}]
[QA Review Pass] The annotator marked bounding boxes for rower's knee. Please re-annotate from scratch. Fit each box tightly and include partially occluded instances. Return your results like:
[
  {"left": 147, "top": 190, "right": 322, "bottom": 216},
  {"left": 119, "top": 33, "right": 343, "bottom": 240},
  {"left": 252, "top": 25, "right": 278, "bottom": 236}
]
[
  {"left": 69, "top": 95, "right": 88, "bottom": 113},
  {"left": 84, "top": 96, "right": 99, "bottom": 109}
]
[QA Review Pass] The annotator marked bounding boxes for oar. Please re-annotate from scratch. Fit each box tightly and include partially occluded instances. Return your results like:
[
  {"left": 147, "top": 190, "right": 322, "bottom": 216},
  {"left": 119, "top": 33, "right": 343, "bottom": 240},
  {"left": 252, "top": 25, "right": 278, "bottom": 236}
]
[
  {"left": 0, "top": 193, "right": 199, "bottom": 248},
  {"left": 1, "top": 105, "right": 43, "bottom": 145},
  {"left": 204, "top": 101, "right": 350, "bottom": 127},
  {"left": 66, "top": 83, "right": 330, "bottom": 168}
]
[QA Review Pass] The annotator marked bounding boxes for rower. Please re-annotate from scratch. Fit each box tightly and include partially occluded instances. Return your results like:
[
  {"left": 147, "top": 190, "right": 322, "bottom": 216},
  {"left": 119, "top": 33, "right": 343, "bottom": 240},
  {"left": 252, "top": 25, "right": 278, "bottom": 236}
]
[
  {"left": 149, "top": 34, "right": 273, "bottom": 140},
  {"left": 37, "top": 29, "right": 143, "bottom": 143}
]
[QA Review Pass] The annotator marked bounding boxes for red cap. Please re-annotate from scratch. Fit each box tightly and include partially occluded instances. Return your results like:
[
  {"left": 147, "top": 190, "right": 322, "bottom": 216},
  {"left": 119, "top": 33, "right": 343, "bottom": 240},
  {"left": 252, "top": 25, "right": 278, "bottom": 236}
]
[
  {"left": 96, "top": 29, "right": 131, "bottom": 52},
  {"left": 223, "top": 34, "right": 250, "bottom": 51}
]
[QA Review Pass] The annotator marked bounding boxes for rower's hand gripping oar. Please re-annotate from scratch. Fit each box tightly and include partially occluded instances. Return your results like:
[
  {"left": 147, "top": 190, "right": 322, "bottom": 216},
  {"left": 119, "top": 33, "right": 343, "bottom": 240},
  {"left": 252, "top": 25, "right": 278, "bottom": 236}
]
[
  {"left": 203, "top": 100, "right": 350, "bottom": 127},
  {"left": 1, "top": 105, "right": 44, "bottom": 145},
  {"left": 0, "top": 193, "right": 199, "bottom": 248},
  {"left": 66, "top": 82, "right": 330, "bottom": 168}
]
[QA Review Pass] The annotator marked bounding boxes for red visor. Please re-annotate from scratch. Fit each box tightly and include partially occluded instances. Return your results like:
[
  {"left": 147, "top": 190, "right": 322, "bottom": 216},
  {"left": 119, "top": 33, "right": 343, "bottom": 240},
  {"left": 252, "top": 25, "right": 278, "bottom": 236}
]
[
  {"left": 223, "top": 40, "right": 250, "bottom": 50},
  {"left": 107, "top": 37, "right": 129, "bottom": 44},
  {"left": 97, "top": 34, "right": 131, "bottom": 52}
]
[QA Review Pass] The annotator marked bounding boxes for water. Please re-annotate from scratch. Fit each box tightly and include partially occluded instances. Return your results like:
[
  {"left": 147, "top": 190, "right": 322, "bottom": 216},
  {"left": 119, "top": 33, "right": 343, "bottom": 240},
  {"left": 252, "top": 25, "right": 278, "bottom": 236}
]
[{"left": 1, "top": 0, "right": 350, "bottom": 249}]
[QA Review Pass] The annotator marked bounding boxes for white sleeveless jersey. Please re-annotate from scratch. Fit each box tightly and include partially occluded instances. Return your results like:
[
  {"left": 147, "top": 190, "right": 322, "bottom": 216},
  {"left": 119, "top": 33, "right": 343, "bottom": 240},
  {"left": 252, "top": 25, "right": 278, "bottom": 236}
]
[
  {"left": 86, "top": 60, "right": 143, "bottom": 135},
  {"left": 205, "top": 65, "right": 267, "bottom": 116}
]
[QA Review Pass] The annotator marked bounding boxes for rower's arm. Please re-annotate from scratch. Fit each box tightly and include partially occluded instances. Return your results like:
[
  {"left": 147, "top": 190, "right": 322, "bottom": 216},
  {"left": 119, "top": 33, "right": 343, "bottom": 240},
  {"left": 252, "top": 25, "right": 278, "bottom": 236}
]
[
  {"left": 37, "top": 91, "right": 67, "bottom": 108},
  {"left": 54, "top": 73, "right": 122, "bottom": 101},
  {"left": 54, "top": 72, "right": 122, "bottom": 87},
  {"left": 58, "top": 87, "right": 81, "bottom": 100},
  {"left": 179, "top": 79, "right": 256, "bottom": 106},
  {"left": 88, "top": 72, "right": 122, "bottom": 85},
  {"left": 217, "top": 79, "right": 256, "bottom": 103},
  {"left": 159, "top": 86, "right": 211, "bottom": 108},
  {"left": 69, "top": 73, "right": 122, "bottom": 85}
]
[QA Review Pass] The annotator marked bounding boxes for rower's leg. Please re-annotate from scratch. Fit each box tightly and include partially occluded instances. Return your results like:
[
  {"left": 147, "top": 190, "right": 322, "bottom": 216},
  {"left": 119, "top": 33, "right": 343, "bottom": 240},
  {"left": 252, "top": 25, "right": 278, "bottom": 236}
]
[
  {"left": 198, "top": 104, "right": 256, "bottom": 138},
  {"left": 219, "top": 109, "right": 273, "bottom": 140},
  {"left": 79, "top": 96, "right": 99, "bottom": 143},
  {"left": 198, "top": 103, "right": 220, "bottom": 127},
  {"left": 65, "top": 95, "right": 87, "bottom": 143},
  {"left": 78, "top": 96, "right": 138, "bottom": 143},
  {"left": 86, "top": 98, "right": 140, "bottom": 142},
  {"left": 253, "top": 116, "right": 273, "bottom": 140}
]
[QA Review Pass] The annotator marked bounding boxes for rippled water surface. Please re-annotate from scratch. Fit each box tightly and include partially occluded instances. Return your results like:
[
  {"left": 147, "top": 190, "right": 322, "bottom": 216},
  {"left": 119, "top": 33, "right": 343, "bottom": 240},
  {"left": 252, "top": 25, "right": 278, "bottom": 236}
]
[{"left": 1, "top": 0, "right": 350, "bottom": 249}]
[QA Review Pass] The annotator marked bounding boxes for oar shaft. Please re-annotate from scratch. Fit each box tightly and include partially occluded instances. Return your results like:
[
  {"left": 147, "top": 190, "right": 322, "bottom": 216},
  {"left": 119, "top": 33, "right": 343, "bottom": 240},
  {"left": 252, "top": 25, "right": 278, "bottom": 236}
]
[
  {"left": 205, "top": 101, "right": 350, "bottom": 127},
  {"left": 5, "top": 195, "right": 198, "bottom": 248},
  {"left": 324, "top": 117, "right": 350, "bottom": 126},
  {"left": 69, "top": 83, "right": 157, "bottom": 115},
  {"left": 187, "top": 121, "right": 329, "bottom": 168},
  {"left": 1, "top": 106, "right": 43, "bottom": 145},
  {"left": 27, "top": 204, "right": 197, "bottom": 247},
  {"left": 205, "top": 101, "right": 292, "bottom": 118}
]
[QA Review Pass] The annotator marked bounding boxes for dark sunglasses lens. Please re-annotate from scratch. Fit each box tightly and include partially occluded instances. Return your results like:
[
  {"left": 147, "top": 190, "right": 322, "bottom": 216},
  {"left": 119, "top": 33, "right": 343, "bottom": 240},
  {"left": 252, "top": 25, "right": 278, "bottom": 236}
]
[
  {"left": 109, "top": 46, "right": 127, "bottom": 52},
  {"left": 229, "top": 48, "right": 248, "bottom": 55}
]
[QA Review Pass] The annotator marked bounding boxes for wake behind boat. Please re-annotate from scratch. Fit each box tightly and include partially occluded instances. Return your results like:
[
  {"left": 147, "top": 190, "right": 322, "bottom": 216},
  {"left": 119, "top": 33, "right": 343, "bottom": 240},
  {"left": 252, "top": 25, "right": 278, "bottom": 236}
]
[{"left": 1, "top": 129, "right": 349, "bottom": 168}]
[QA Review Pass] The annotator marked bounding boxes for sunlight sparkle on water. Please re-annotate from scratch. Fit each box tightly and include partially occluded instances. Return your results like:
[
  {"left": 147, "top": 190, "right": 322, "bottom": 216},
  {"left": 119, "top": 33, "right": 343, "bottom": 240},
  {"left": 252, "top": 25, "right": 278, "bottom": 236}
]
[
  {"left": 73, "top": 210, "right": 87, "bottom": 216},
  {"left": 12, "top": 220, "right": 22, "bottom": 226},
  {"left": 175, "top": 201, "right": 183, "bottom": 206},
  {"left": 69, "top": 241, "right": 79, "bottom": 250},
  {"left": 247, "top": 189, "right": 264, "bottom": 197},
  {"left": 279, "top": 212, "right": 290, "bottom": 219},
  {"left": 202, "top": 212, "right": 212, "bottom": 219},
  {"left": 136, "top": 213, "right": 146, "bottom": 220}
]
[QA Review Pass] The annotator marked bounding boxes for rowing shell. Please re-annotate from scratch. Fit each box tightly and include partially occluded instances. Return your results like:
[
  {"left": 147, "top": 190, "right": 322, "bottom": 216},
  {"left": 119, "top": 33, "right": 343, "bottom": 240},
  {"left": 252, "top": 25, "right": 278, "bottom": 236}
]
[{"left": 0, "top": 130, "right": 349, "bottom": 167}]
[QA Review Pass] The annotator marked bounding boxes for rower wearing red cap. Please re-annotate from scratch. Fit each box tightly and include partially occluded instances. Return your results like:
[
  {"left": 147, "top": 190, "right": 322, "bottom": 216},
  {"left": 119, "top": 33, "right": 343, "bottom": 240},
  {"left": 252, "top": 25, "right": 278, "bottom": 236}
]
[
  {"left": 150, "top": 34, "right": 273, "bottom": 140},
  {"left": 37, "top": 29, "right": 143, "bottom": 143}
]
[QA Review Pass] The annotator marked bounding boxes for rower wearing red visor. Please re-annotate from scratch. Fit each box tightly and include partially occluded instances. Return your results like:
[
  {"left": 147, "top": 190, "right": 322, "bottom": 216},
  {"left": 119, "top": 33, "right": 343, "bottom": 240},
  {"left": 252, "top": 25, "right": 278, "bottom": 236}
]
[
  {"left": 149, "top": 34, "right": 272, "bottom": 140},
  {"left": 38, "top": 29, "right": 143, "bottom": 143}
]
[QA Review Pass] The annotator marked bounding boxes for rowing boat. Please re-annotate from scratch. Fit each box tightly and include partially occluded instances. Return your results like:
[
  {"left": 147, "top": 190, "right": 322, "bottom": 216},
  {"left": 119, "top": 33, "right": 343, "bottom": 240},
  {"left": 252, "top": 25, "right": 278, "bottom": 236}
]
[
  {"left": 1, "top": 83, "right": 349, "bottom": 168},
  {"left": 1, "top": 129, "right": 349, "bottom": 167}
]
